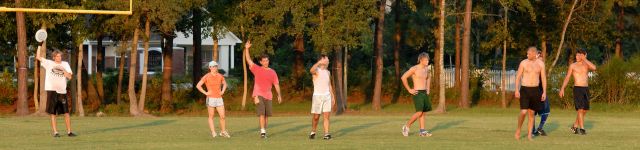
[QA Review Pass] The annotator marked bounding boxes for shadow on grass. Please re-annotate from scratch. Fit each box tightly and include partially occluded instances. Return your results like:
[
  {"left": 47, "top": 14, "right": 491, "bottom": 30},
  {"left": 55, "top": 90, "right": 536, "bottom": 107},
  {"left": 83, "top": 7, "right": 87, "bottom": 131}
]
[
  {"left": 234, "top": 121, "right": 296, "bottom": 135},
  {"left": 430, "top": 120, "right": 466, "bottom": 132},
  {"left": 85, "top": 119, "right": 177, "bottom": 134},
  {"left": 335, "top": 121, "right": 386, "bottom": 137},
  {"left": 270, "top": 119, "right": 344, "bottom": 137},
  {"left": 543, "top": 122, "right": 560, "bottom": 133}
]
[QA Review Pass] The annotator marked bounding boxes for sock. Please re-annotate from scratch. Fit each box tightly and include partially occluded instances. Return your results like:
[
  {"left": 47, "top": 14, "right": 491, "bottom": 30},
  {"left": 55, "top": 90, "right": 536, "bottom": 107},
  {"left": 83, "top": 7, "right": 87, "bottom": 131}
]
[
  {"left": 310, "top": 131, "right": 316, "bottom": 135},
  {"left": 419, "top": 129, "right": 426, "bottom": 133},
  {"left": 260, "top": 128, "right": 266, "bottom": 133},
  {"left": 538, "top": 114, "right": 548, "bottom": 130}
]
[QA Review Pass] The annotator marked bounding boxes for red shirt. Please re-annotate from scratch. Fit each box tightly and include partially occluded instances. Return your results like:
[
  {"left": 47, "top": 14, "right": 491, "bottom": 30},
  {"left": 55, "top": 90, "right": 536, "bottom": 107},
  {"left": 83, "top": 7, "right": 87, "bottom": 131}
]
[{"left": 250, "top": 65, "right": 279, "bottom": 100}]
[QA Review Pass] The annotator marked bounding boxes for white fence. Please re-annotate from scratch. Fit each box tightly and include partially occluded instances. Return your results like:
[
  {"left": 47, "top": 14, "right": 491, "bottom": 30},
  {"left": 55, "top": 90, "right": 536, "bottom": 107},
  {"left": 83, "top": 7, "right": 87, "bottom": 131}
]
[
  {"left": 436, "top": 68, "right": 517, "bottom": 91},
  {"left": 436, "top": 67, "right": 594, "bottom": 92}
]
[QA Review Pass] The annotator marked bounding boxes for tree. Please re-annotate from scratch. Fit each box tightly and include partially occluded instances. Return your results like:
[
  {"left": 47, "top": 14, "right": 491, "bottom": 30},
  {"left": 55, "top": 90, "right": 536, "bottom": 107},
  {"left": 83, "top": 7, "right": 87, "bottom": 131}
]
[
  {"left": 372, "top": 0, "right": 387, "bottom": 111},
  {"left": 434, "top": 0, "right": 446, "bottom": 113},
  {"left": 138, "top": 15, "right": 151, "bottom": 112},
  {"left": 14, "top": 0, "right": 28, "bottom": 116},
  {"left": 460, "top": 0, "right": 472, "bottom": 108},
  {"left": 127, "top": 27, "right": 142, "bottom": 116},
  {"left": 548, "top": 0, "right": 578, "bottom": 74}
]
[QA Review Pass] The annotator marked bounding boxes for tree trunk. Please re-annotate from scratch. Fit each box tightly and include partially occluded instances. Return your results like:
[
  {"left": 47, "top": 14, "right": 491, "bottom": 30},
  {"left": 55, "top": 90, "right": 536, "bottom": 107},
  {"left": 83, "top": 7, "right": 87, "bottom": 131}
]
[
  {"left": 341, "top": 47, "right": 348, "bottom": 114},
  {"left": 460, "top": 0, "right": 472, "bottom": 109},
  {"left": 192, "top": 8, "right": 203, "bottom": 94},
  {"left": 116, "top": 37, "right": 128, "bottom": 105},
  {"left": 96, "top": 35, "right": 105, "bottom": 103},
  {"left": 614, "top": 3, "right": 623, "bottom": 58},
  {"left": 372, "top": 0, "right": 386, "bottom": 111},
  {"left": 293, "top": 34, "right": 305, "bottom": 90},
  {"left": 240, "top": 24, "right": 248, "bottom": 110},
  {"left": 83, "top": 58, "right": 101, "bottom": 112},
  {"left": 541, "top": 35, "right": 547, "bottom": 59},
  {"left": 454, "top": 12, "right": 461, "bottom": 91},
  {"left": 213, "top": 36, "right": 219, "bottom": 62},
  {"left": 76, "top": 44, "right": 85, "bottom": 116},
  {"left": 393, "top": 0, "right": 402, "bottom": 92},
  {"left": 549, "top": 0, "right": 578, "bottom": 75},
  {"left": 160, "top": 34, "right": 174, "bottom": 113},
  {"left": 333, "top": 47, "right": 344, "bottom": 114},
  {"left": 138, "top": 17, "right": 151, "bottom": 112},
  {"left": 434, "top": 0, "right": 446, "bottom": 113},
  {"left": 15, "top": 0, "right": 29, "bottom": 116},
  {"left": 34, "top": 26, "right": 48, "bottom": 116},
  {"left": 128, "top": 28, "right": 141, "bottom": 116},
  {"left": 500, "top": 3, "right": 508, "bottom": 108}
]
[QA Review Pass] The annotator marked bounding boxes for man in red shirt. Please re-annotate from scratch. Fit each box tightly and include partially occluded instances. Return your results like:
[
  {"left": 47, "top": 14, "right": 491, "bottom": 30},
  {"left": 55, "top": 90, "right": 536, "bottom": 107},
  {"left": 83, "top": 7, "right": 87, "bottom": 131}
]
[{"left": 244, "top": 40, "right": 282, "bottom": 139}]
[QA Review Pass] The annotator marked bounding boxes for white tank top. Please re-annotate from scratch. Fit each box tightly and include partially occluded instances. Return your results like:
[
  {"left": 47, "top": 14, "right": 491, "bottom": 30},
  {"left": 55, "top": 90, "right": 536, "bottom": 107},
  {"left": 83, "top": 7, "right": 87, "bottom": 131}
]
[{"left": 313, "top": 68, "right": 331, "bottom": 95}]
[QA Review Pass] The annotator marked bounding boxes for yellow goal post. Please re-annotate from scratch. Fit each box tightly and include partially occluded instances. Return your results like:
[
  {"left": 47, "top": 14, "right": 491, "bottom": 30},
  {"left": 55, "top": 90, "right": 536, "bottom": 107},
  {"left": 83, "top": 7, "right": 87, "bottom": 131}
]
[{"left": 0, "top": 0, "right": 132, "bottom": 15}]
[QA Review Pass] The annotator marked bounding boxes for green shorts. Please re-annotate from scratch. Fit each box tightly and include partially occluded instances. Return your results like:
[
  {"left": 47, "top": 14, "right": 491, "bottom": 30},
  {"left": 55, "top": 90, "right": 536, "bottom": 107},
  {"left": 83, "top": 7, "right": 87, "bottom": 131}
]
[{"left": 413, "top": 90, "right": 432, "bottom": 112}]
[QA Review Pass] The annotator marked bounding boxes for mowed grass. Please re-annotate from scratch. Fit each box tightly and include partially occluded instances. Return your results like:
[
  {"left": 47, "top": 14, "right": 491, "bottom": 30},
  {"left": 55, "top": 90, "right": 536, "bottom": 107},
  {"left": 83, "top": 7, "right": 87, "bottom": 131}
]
[{"left": 1, "top": 107, "right": 639, "bottom": 150}]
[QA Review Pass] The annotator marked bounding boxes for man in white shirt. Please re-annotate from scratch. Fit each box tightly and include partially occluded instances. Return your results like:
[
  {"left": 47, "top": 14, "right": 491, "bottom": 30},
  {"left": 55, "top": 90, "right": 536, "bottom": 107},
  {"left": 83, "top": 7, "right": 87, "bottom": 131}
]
[
  {"left": 308, "top": 54, "right": 335, "bottom": 140},
  {"left": 36, "top": 49, "right": 76, "bottom": 138}
]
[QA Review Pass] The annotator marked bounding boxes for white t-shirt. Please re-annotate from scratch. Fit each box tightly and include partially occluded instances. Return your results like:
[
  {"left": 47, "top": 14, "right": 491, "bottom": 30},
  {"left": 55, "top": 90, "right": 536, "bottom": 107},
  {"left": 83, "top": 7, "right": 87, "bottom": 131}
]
[
  {"left": 312, "top": 68, "right": 331, "bottom": 95},
  {"left": 41, "top": 59, "right": 73, "bottom": 94}
]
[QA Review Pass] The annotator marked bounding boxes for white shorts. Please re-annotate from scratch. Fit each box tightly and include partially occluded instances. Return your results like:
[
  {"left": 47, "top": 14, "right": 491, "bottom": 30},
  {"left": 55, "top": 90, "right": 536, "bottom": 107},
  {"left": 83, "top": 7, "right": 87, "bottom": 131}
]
[
  {"left": 311, "top": 94, "right": 332, "bottom": 114},
  {"left": 206, "top": 98, "right": 224, "bottom": 107}
]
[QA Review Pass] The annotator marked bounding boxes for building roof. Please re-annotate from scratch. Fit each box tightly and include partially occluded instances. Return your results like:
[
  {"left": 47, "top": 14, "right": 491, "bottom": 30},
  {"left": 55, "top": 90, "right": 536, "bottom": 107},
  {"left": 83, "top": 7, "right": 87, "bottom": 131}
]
[{"left": 174, "top": 31, "right": 242, "bottom": 46}]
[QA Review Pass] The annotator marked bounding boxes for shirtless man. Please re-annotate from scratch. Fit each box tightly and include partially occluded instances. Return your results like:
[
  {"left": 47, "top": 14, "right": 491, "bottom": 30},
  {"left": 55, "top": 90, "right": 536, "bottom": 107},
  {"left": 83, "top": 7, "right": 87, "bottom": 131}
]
[
  {"left": 400, "top": 53, "right": 433, "bottom": 137},
  {"left": 559, "top": 49, "right": 596, "bottom": 135},
  {"left": 514, "top": 47, "right": 547, "bottom": 141}
]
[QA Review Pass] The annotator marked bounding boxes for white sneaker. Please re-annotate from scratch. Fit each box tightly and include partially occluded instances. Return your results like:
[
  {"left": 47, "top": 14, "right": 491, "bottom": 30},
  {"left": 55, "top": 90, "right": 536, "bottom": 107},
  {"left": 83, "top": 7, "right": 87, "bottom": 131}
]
[
  {"left": 419, "top": 130, "right": 432, "bottom": 137},
  {"left": 402, "top": 125, "right": 409, "bottom": 137},
  {"left": 219, "top": 131, "right": 231, "bottom": 138},
  {"left": 211, "top": 132, "right": 218, "bottom": 138}
]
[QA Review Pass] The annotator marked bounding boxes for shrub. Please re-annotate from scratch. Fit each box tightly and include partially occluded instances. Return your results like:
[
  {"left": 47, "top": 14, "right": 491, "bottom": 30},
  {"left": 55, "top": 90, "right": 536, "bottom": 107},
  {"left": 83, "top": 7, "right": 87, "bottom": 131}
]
[{"left": 0, "top": 69, "right": 16, "bottom": 105}]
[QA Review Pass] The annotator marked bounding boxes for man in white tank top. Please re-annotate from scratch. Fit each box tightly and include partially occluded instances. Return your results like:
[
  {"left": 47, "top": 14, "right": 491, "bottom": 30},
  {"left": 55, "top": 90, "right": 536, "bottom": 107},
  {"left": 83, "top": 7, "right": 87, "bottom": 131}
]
[{"left": 308, "top": 54, "right": 334, "bottom": 140}]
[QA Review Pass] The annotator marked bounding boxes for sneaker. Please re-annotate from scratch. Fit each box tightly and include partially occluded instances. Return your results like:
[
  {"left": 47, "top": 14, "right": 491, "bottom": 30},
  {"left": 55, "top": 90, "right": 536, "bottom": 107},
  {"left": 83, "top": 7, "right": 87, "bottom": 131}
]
[
  {"left": 419, "top": 131, "right": 432, "bottom": 137},
  {"left": 323, "top": 134, "right": 332, "bottom": 140},
  {"left": 260, "top": 132, "right": 267, "bottom": 139},
  {"left": 579, "top": 129, "right": 587, "bottom": 135},
  {"left": 570, "top": 127, "right": 579, "bottom": 134},
  {"left": 219, "top": 131, "right": 231, "bottom": 138},
  {"left": 309, "top": 132, "right": 316, "bottom": 139},
  {"left": 211, "top": 132, "right": 218, "bottom": 138},
  {"left": 67, "top": 132, "right": 77, "bottom": 137},
  {"left": 53, "top": 133, "right": 61, "bottom": 138},
  {"left": 538, "top": 129, "right": 547, "bottom": 136},
  {"left": 401, "top": 125, "right": 409, "bottom": 137},
  {"left": 532, "top": 130, "right": 540, "bottom": 136}
]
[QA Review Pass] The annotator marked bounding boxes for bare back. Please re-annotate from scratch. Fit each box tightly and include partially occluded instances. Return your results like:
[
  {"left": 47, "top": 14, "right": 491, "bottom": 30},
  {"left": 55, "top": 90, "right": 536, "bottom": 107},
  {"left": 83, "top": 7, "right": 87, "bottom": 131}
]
[
  {"left": 520, "top": 60, "right": 543, "bottom": 87},
  {"left": 570, "top": 62, "right": 590, "bottom": 87}
]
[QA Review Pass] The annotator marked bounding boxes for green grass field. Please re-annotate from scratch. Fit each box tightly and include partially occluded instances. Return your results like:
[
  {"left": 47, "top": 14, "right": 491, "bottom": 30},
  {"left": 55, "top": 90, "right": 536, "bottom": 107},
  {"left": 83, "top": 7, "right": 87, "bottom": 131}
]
[{"left": 1, "top": 107, "right": 639, "bottom": 150}]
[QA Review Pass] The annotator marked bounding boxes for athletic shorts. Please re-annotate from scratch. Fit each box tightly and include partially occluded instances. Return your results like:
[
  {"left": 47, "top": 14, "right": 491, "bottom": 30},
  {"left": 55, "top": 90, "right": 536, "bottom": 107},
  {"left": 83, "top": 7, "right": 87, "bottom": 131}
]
[
  {"left": 311, "top": 94, "right": 332, "bottom": 114},
  {"left": 206, "top": 97, "right": 224, "bottom": 107},
  {"left": 573, "top": 86, "right": 590, "bottom": 110},
  {"left": 413, "top": 90, "right": 432, "bottom": 112},
  {"left": 255, "top": 96, "right": 273, "bottom": 116},
  {"left": 519, "top": 86, "right": 543, "bottom": 111},
  {"left": 46, "top": 91, "right": 69, "bottom": 115},
  {"left": 535, "top": 98, "right": 550, "bottom": 116}
]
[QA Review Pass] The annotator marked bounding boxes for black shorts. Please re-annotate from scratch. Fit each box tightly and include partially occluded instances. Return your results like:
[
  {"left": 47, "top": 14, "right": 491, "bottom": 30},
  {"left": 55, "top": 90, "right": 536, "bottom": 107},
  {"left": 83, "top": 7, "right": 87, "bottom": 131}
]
[
  {"left": 46, "top": 91, "right": 70, "bottom": 115},
  {"left": 519, "top": 86, "right": 543, "bottom": 111},
  {"left": 573, "top": 86, "right": 590, "bottom": 110}
]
